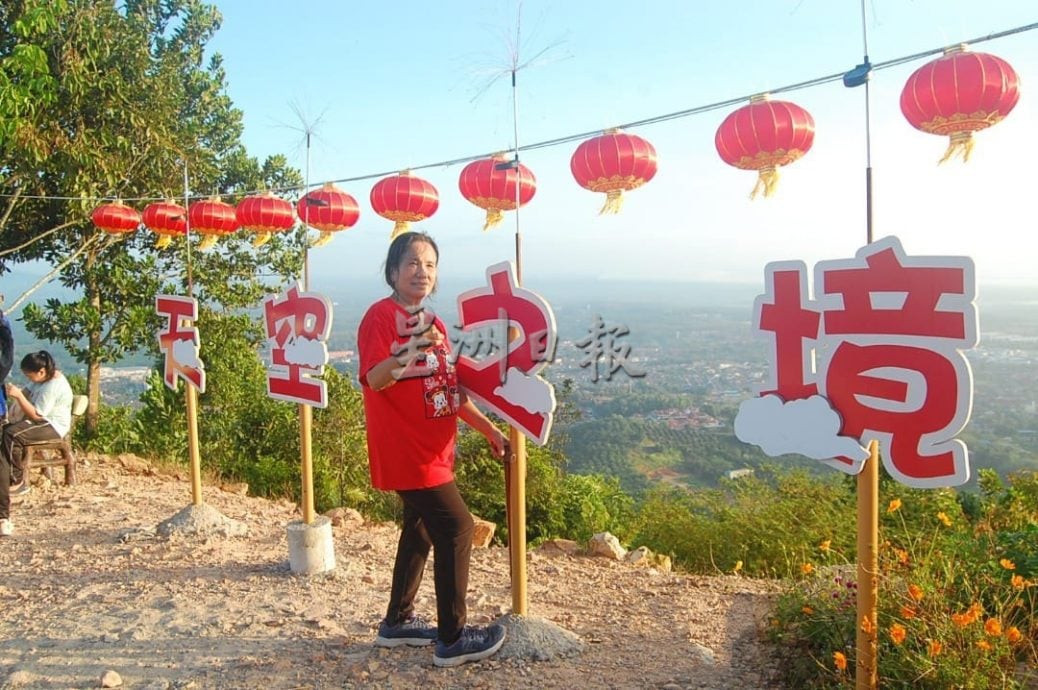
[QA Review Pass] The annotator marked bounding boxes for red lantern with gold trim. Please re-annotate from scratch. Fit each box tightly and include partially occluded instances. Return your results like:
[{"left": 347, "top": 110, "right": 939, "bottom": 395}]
[
  {"left": 296, "top": 183, "right": 360, "bottom": 247},
  {"left": 715, "top": 94, "right": 815, "bottom": 199},
  {"left": 237, "top": 192, "right": 296, "bottom": 248},
  {"left": 188, "top": 197, "right": 239, "bottom": 251},
  {"left": 370, "top": 171, "right": 439, "bottom": 239},
  {"left": 900, "top": 45, "right": 1020, "bottom": 164},
  {"left": 458, "top": 153, "right": 537, "bottom": 231},
  {"left": 142, "top": 200, "right": 187, "bottom": 249},
  {"left": 91, "top": 200, "right": 140, "bottom": 235},
  {"left": 570, "top": 129, "right": 657, "bottom": 214}
]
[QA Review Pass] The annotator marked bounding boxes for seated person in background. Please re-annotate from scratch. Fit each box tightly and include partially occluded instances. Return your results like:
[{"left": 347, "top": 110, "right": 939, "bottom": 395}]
[{"left": 0, "top": 351, "right": 73, "bottom": 537}]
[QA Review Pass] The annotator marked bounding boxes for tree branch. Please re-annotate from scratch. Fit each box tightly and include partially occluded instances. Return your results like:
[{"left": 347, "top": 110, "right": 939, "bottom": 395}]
[
  {"left": 0, "top": 219, "right": 84, "bottom": 258},
  {"left": 5, "top": 234, "right": 103, "bottom": 314}
]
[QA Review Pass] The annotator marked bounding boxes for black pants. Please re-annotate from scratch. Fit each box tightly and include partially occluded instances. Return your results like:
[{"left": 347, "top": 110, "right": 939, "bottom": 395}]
[
  {"left": 386, "top": 480, "right": 474, "bottom": 644},
  {"left": 1, "top": 420, "right": 60, "bottom": 519}
]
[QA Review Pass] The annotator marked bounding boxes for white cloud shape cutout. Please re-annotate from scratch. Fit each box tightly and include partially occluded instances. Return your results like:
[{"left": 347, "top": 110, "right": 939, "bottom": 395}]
[
  {"left": 734, "top": 394, "right": 869, "bottom": 463},
  {"left": 172, "top": 339, "right": 202, "bottom": 370},
  {"left": 280, "top": 336, "right": 327, "bottom": 368},
  {"left": 494, "top": 367, "right": 553, "bottom": 415}
]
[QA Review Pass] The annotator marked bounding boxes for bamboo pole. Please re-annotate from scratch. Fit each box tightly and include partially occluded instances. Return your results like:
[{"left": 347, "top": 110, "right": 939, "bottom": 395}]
[
  {"left": 508, "top": 424, "right": 528, "bottom": 615},
  {"left": 300, "top": 402, "right": 315, "bottom": 524},
  {"left": 856, "top": 440, "right": 879, "bottom": 689},
  {"left": 186, "top": 383, "right": 203, "bottom": 506}
]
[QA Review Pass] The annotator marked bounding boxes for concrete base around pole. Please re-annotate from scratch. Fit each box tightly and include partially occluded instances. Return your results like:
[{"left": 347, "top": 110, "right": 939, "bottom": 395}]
[
  {"left": 286, "top": 516, "right": 336, "bottom": 575},
  {"left": 493, "top": 613, "right": 586, "bottom": 662}
]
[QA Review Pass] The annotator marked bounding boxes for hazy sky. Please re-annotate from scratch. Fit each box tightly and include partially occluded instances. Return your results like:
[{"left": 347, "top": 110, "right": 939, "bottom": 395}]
[{"left": 205, "top": 1, "right": 1037, "bottom": 289}]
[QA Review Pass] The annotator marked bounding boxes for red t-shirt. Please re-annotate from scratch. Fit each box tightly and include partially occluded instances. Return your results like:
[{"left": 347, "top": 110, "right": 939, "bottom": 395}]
[{"left": 357, "top": 297, "right": 461, "bottom": 491}]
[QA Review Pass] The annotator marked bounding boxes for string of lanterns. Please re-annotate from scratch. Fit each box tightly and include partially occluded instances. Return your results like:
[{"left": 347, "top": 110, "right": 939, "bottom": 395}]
[{"left": 90, "top": 45, "right": 1021, "bottom": 248}]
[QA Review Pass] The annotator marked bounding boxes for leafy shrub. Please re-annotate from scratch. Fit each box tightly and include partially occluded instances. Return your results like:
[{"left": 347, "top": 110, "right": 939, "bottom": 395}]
[{"left": 770, "top": 471, "right": 1038, "bottom": 688}]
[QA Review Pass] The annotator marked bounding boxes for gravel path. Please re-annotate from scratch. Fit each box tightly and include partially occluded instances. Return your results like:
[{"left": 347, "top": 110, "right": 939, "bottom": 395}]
[{"left": 0, "top": 453, "right": 785, "bottom": 689}]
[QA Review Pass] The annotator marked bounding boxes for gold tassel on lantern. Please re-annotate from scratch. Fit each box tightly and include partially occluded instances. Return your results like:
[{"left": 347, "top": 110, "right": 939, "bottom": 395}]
[
  {"left": 599, "top": 189, "right": 624, "bottom": 215},
  {"left": 197, "top": 235, "right": 218, "bottom": 251},
  {"left": 389, "top": 220, "right": 410, "bottom": 240},
  {"left": 938, "top": 131, "right": 975, "bottom": 165},
  {"left": 483, "top": 209, "right": 504, "bottom": 232},
  {"left": 751, "top": 167, "right": 780, "bottom": 200},
  {"left": 310, "top": 231, "right": 334, "bottom": 248},
  {"left": 252, "top": 232, "right": 272, "bottom": 248},
  {"left": 155, "top": 236, "right": 172, "bottom": 250}
]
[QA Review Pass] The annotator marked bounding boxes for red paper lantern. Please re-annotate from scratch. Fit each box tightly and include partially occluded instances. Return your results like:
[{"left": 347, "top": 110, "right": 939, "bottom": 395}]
[
  {"left": 715, "top": 94, "right": 815, "bottom": 199},
  {"left": 237, "top": 192, "right": 296, "bottom": 248},
  {"left": 900, "top": 45, "right": 1020, "bottom": 164},
  {"left": 296, "top": 183, "right": 360, "bottom": 247},
  {"left": 370, "top": 171, "right": 439, "bottom": 239},
  {"left": 91, "top": 200, "right": 140, "bottom": 235},
  {"left": 188, "top": 197, "right": 239, "bottom": 251},
  {"left": 570, "top": 129, "right": 657, "bottom": 214},
  {"left": 142, "top": 201, "right": 187, "bottom": 249},
  {"left": 458, "top": 153, "right": 537, "bottom": 231}
]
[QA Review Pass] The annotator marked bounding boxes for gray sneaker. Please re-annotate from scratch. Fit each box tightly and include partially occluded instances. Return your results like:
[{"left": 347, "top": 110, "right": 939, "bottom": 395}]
[
  {"left": 374, "top": 614, "right": 437, "bottom": 648},
  {"left": 433, "top": 624, "right": 506, "bottom": 667}
]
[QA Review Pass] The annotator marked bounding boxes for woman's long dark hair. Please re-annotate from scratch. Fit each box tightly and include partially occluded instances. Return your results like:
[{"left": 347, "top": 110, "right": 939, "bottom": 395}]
[{"left": 20, "top": 350, "right": 57, "bottom": 381}]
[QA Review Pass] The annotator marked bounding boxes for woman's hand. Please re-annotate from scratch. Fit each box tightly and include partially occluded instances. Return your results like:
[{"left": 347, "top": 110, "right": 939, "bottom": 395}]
[
  {"left": 5, "top": 382, "right": 21, "bottom": 399},
  {"left": 484, "top": 427, "right": 511, "bottom": 462}
]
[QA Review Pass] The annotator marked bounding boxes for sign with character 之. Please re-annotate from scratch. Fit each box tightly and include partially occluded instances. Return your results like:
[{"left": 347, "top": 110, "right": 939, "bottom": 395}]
[
  {"left": 455, "top": 261, "right": 557, "bottom": 445},
  {"left": 734, "top": 236, "right": 978, "bottom": 488}
]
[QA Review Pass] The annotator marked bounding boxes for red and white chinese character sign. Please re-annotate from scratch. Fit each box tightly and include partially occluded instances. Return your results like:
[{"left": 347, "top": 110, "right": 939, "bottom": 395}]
[
  {"left": 455, "top": 261, "right": 557, "bottom": 445},
  {"left": 156, "top": 295, "right": 206, "bottom": 393},
  {"left": 262, "top": 283, "right": 333, "bottom": 408},
  {"left": 734, "top": 236, "right": 977, "bottom": 488}
]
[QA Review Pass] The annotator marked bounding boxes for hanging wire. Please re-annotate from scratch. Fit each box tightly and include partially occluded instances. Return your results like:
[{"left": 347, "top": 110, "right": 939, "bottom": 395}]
[{"left": 2, "top": 20, "right": 1036, "bottom": 207}]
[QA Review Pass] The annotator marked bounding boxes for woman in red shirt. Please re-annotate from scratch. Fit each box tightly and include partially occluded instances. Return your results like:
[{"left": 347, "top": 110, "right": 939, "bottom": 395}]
[{"left": 358, "top": 231, "right": 509, "bottom": 667}]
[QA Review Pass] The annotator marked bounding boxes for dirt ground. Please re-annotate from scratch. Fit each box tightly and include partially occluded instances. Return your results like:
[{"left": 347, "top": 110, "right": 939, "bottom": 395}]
[{"left": 0, "top": 453, "right": 785, "bottom": 689}]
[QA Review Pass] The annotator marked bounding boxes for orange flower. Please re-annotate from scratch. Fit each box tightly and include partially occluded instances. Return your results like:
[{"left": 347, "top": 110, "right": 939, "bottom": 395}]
[
  {"left": 860, "top": 615, "right": 875, "bottom": 635},
  {"left": 1006, "top": 627, "right": 1022, "bottom": 644},
  {"left": 889, "top": 623, "right": 907, "bottom": 645},
  {"left": 819, "top": 539, "right": 831, "bottom": 553},
  {"left": 927, "top": 639, "right": 943, "bottom": 657},
  {"left": 908, "top": 584, "right": 924, "bottom": 601},
  {"left": 894, "top": 548, "right": 909, "bottom": 566},
  {"left": 1012, "top": 575, "right": 1025, "bottom": 589},
  {"left": 887, "top": 498, "right": 902, "bottom": 513},
  {"left": 833, "top": 651, "right": 847, "bottom": 672},
  {"left": 802, "top": 606, "right": 814, "bottom": 615},
  {"left": 1000, "top": 558, "right": 1016, "bottom": 570},
  {"left": 801, "top": 562, "right": 815, "bottom": 575},
  {"left": 985, "top": 618, "right": 1002, "bottom": 636},
  {"left": 977, "top": 640, "right": 992, "bottom": 652},
  {"left": 900, "top": 606, "right": 917, "bottom": 620},
  {"left": 936, "top": 511, "right": 952, "bottom": 527},
  {"left": 952, "top": 605, "right": 981, "bottom": 628}
]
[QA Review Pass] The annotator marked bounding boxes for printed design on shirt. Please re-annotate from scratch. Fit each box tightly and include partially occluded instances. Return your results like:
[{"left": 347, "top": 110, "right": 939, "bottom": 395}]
[{"left": 421, "top": 346, "right": 459, "bottom": 419}]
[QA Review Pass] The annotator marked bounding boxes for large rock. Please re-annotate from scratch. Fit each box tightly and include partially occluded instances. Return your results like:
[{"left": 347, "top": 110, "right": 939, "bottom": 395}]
[
  {"left": 471, "top": 515, "right": 496, "bottom": 548},
  {"left": 325, "top": 507, "right": 364, "bottom": 527},
  {"left": 587, "top": 532, "right": 626, "bottom": 561},
  {"left": 537, "top": 538, "right": 582, "bottom": 557}
]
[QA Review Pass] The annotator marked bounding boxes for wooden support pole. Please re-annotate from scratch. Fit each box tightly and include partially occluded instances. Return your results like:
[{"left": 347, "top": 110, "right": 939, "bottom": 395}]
[
  {"left": 856, "top": 439, "right": 880, "bottom": 689},
  {"left": 186, "top": 383, "right": 203, "bottom": 506},
  {"left": 508, "top": 425, "right": 528, "bottom": 615},
  {"left": 300, "top": 403, "right": 315, "bottom": 524}
]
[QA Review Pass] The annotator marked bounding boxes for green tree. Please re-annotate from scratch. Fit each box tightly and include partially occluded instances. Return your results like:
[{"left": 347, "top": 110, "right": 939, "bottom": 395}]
[{"left": 0, "top": 0, "right": 305, "bottom": 433}]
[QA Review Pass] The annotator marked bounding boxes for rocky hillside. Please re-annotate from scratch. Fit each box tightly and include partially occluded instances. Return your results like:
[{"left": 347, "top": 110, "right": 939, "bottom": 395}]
[{"left": 0, "top": 453, "right": 784, "bottom": 689}]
